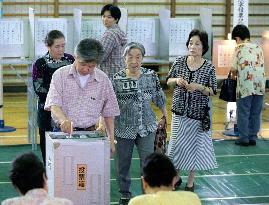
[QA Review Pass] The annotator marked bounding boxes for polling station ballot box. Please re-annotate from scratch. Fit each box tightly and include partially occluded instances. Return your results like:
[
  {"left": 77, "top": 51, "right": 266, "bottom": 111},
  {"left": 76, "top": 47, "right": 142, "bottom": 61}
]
[{"left": 46, "top": 131, "right": 110, "bottom": 205}]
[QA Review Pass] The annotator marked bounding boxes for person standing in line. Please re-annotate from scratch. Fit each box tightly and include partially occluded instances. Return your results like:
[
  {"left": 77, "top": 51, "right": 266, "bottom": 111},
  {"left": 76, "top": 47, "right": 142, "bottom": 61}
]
[
  {"left": 100, "top": 4, "right": 127, "bottom": 79},
  {"left": 1, "top": 152, "right": 73, "bottom": 205},
  {"left": 231, "top": 24, "right": 266, "bottom": 146},
  {"left": 113, "top": 42, "right": 167, "bottom": 205},
  {"left": 166, "top": 29, "right": 218, "bottom": 192},
  {"left": 32, "top": 30, "right": 74, "bottom": 165}
]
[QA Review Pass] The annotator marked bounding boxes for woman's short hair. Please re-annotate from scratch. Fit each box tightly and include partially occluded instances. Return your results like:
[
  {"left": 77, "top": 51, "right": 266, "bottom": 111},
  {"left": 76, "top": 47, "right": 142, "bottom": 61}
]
[
  {"left": 186, "top": 29, "right": 209, "bottom": 56},
  {"left": 232, "top": 24, "right": 250, "bottom": 41},
  {"left": 101, "top": 4, "right": 121, "bottom": 23},
  {"left": 9, "top": 152, "right": 46, "bottom": 195},
  {"left": 123, "top": 42, "right": 145, "bottom": 58},
  {"left": 44, "top": 30, "right": 65, "bottom": 47},
  {"left": 143, "top": 153, "right": 177, "bottom": 187},
  {"left": 74, "top": 38, "right": 104, "bottom": 64}
]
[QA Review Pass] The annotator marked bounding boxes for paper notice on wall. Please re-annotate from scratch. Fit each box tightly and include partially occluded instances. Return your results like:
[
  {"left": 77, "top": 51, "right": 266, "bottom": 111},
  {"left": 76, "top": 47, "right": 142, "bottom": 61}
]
[
  {"left": 127, "top": 19, "right": 156, "bottom": 44},
  {"left": 233, "top": 0, "right": 248, "bottom": 27},
  {"left": 81, "top": 19, "right": 105, "bottom": 40},
  {"left": 217, "top": 45, "right": 235, "bottom": 68},
  {"left": 127, "top": 18, "right": 156, "bottom": 56},
  {"left": 35, "top": 18, "right": 67, "bottom": 57},
  {"left": 169, "top": 19, "right": 195, "bottom": 56},
  {"left": 0, "top": 20, "right": 24, "bottom": 44}
]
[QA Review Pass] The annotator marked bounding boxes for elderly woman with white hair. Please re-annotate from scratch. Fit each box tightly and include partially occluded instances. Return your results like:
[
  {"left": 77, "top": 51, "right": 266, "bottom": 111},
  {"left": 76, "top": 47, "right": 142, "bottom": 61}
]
[{"left": 112, "top": 42, "right": 167, "bottom": 205}]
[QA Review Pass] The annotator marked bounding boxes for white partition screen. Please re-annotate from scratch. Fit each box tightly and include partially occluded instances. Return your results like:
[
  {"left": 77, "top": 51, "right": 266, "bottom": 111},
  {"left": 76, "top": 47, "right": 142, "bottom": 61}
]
[
  {"left": 127, "top": 18, "right": 158, "bottom": 57},
  {"left": 81, "top": 19, "right": 105, "bottom": 40},
  {"left": 0, "top": 19, "right": 28, "bottom": 57},
  {"left": 35, "top": 18, "right": 68, "bottom": 57},
  {"left": 169, "top": 19, "right": 196, "bottom": 57}
]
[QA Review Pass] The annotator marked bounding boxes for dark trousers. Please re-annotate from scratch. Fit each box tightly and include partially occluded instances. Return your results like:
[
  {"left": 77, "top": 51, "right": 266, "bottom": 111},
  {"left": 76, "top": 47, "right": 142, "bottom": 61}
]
[
  {"left": 237, "top": 95, "right": 264, "bottom": 142},
  {"left": 115, "top": 132, "right": 155, "bottom": 198},
  {"left": 39, "top": 128, "right": 46, "bottom": 165}
]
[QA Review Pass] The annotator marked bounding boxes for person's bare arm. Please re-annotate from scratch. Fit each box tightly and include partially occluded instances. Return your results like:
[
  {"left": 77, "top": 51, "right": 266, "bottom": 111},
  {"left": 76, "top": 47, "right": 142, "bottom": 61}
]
[
  {"left": 51, "top": 105, "right": 72, "bottom": 133},
  {"left": 104, "top": 117, "right": 116, "bottom": 155}
]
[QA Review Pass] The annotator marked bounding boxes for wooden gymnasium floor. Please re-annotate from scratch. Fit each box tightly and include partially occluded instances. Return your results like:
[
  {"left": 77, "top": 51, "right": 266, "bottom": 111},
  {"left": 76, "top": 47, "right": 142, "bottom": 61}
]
[
  {"left": 0, "top": 90, "right": 269, "bottom": 145},
  {"left": 1, "top": 90, "right": 269, "bottom": 205}
]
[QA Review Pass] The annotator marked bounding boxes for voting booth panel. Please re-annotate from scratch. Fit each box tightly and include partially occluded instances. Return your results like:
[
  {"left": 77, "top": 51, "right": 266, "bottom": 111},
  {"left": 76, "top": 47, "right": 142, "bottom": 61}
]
[
  {"left": 46, "top": 131, "right": 110, "bottom": 205},
  {"left": 127, "top": 18, "right": 159, "bottom": 57},
  {"left": 169, "top": 18, "right": 198, "bottom": 57},
  {"left": 0, "top": 19, "right": 29, "bottom": 58},
  {"left": 35, "top": 18, "right": 74, "bottom": 58},
  {"left": 81, "top": 19, "right": 105, "bottom": 40}
]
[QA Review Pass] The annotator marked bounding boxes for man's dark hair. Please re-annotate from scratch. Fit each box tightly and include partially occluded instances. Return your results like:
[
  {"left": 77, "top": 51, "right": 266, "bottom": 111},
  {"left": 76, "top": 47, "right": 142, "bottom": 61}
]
[
  {"left": 186, "top": 29, "right": 209, "bottom": 56},
  {"left": 101, "top": 4, "right": 121, "bottom": 23},
  {"left": 143, "top": 153, "right": 177, "bottom": 187},
  {"left": 44, "top": 30, "right": 65, "bottom": 47},
  {"left": 9, "top": 152, "right": 46, "bottom": 195},
  {"left": 74, "top": 38, "right": 104, "bottom": 64},
  {"left": 232, "top": 24, "right": 250, "bottom": 41}
]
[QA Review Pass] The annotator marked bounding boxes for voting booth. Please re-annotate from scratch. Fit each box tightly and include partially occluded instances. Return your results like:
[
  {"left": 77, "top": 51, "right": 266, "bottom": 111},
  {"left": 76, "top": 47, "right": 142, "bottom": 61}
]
[
  {"left": 46, "top": 131, "right": 110, "bottom": 205},
  {"left": 0, "top": 18, "right": 31, "bottom": 132},
  {"left": 169, "top": 8, "right": 213, "bottom": 61}
]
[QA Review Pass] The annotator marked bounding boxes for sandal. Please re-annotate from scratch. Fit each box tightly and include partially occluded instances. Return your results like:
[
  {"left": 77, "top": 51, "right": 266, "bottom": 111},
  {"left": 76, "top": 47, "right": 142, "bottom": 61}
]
[{"left": 184, "top": 183, "right": 194, "bottom": 192}]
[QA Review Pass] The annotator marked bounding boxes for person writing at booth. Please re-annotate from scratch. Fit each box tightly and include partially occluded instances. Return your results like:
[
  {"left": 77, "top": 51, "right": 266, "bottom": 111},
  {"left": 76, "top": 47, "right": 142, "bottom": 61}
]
[
  {"left": 32, "top": 30, "right": 74, "bottom": 165},
  {"left": 44, "top": 38, "right": 120, "bottom": 154}
]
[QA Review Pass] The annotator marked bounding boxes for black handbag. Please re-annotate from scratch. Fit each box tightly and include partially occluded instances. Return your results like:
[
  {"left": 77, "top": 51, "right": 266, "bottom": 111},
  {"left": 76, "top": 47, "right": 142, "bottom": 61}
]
[{"left": 219, "top": 72, "right": 237, "bottom": 102}]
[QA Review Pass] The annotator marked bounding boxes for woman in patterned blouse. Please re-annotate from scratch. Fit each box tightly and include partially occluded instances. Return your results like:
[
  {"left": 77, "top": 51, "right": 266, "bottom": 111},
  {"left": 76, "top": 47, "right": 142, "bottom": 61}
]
[
  {"left": 32, "top": 30, "right": 74, "bottom": 165},
  {"left": 166, "top": 29, "right": 218, "bottom": 192},
  {"left": 113, "top": 42, "right": 167, "bottom": 205}
]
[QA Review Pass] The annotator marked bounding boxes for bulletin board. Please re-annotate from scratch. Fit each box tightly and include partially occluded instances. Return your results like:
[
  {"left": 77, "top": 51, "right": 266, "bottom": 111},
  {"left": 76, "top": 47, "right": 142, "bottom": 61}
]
[
  {"left": 169, "top": 18, "right": 198, "bottom": 57},
  {"left": 127, "top": 18, "right": 159, "bottom": 57},
  {"left": 0, "top": 19, "right": 29, "bottom": 57},
  {"left": 212, "top": 40, "right": 236, "bottom": 78}
]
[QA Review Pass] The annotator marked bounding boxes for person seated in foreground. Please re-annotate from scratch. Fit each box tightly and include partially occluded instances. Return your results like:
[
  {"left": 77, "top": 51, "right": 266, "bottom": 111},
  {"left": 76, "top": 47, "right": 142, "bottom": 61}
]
[
  {"left": 128, "top": 153, "right": 201, "bottom": 205},
  {"left": 1, "top": 152, "right": 73, "bottom": 205}
]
